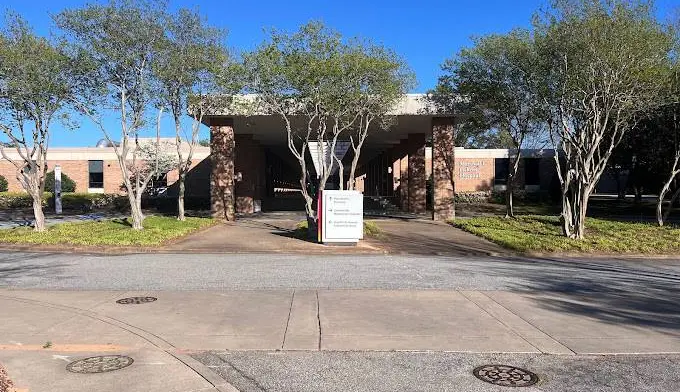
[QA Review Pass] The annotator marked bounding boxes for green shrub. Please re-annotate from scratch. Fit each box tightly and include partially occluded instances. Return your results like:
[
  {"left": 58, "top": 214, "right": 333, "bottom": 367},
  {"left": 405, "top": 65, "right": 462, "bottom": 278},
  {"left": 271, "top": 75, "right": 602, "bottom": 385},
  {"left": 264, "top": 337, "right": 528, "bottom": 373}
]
[
  {"left": 44, "top": 171, "right": 76, "bottom": 192},
  {"left": 0, "top": 192, "right": 51, "bottom": 209},
  {"left": 455, "top": 191, "right": 492, "bottom": 204},
  {"left": 52, "top": 193, "right": 128, "bottom": 212},
  {"left": 0, "top": 175, "right": 7, "bottom": 192}
]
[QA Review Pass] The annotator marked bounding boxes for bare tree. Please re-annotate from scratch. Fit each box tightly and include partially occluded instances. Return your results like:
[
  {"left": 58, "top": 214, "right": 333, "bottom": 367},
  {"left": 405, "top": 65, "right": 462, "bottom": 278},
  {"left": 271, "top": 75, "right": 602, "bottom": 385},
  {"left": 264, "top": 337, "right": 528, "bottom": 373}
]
[
  {"left": 0, "top": 15, "right": 77, "bottom": 232},
  {"left": 57, "top": 0, "right": 167, "bottom": 230}
]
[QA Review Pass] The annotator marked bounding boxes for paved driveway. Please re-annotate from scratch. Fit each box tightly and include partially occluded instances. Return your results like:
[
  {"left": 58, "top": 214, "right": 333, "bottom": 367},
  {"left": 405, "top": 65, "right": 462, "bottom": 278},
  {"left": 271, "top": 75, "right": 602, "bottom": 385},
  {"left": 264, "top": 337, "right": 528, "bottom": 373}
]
[{"left": 167, "top": 213, "right": 504, "bottom": 256}]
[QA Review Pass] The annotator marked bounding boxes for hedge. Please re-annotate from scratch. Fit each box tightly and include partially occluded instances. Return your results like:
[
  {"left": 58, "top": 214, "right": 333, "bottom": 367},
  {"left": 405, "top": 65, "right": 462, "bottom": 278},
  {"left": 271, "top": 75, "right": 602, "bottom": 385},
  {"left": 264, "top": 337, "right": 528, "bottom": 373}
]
[
  {"left": 44, "top": 171, "right": 77, "bottom": 193},
  {"left": 0, "top": 175, "right": 7, "bottom": 192},
  {"left": 0, "top": 192, "right": 51, "bottom": 209},
  {"left": 0, "top": 192, "right": 128, "bottom": 211}
]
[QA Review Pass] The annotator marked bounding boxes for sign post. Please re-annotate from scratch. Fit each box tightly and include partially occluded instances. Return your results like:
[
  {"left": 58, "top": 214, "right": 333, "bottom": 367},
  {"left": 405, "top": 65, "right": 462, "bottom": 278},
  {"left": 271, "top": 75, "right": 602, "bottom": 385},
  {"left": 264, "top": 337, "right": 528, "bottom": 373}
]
[
  {"left": 54, "top": 164, "right": 62, "bottom": 214},
  {"left": 321, "top": 190, "right": 363, "bottom": 244}
]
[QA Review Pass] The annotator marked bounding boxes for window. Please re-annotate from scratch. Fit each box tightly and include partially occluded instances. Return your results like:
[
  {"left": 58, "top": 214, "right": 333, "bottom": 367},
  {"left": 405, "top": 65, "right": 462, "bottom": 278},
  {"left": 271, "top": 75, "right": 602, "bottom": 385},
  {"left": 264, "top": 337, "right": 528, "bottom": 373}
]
[
  {"left": 494, "top": 158, "right": 509, "bottom": 186},
  {"left": 88, "top": 160, "right": 104, "bottom": 189},
  {"left": 524, "top": 158, "right": 540, "bottom": 186}
]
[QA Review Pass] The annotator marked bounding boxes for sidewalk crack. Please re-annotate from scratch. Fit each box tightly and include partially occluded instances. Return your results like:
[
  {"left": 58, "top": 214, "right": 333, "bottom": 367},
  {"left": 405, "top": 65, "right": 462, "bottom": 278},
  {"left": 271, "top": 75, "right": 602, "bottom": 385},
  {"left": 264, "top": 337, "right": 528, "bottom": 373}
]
[
  {"left": 280, "top": 289, "right": 295, "bottom": 350},
  {"left": 316, "top": 290, "right": 322, "bottom": 351}
]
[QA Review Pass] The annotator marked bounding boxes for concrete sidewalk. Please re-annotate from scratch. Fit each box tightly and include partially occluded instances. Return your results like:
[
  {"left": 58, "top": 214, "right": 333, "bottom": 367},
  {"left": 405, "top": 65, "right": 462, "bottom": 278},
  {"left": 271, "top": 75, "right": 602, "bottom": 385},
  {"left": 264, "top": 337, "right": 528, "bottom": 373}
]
[{"left": 0, "top": 289, "right": 679, "bottom": 391}]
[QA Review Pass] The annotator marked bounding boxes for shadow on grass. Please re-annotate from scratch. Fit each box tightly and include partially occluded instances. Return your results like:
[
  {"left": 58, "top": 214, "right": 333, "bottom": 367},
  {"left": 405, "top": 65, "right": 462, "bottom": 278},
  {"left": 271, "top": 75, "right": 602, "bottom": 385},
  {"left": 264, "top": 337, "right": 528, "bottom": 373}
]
[{"left": 110, "top": 218, "right": 133, "bottom": 227}]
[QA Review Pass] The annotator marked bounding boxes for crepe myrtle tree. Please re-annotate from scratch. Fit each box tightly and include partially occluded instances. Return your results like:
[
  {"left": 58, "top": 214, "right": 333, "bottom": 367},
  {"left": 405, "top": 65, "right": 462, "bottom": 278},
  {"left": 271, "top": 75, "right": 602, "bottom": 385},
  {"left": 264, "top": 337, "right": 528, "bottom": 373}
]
[
  {"left": 345, "top": 45, "right": 414, "bottom": 191},
  {"left": 656, "top": 61, "right": 680, "bottom": 226},
  {"left": 440, "top": 29, "right": 547, "bottom": 218},
  {"left": 536, "top": 0, "right": 673, "bottom": 238},
  {"left": 153, "top": 7, "right": 232, "bottom": 221},
  {"left": 56, "top": 0, "right": 168, "bottom": 230},
  {"left": 0, "top": 15, "right": 78, "bottom": 232},
  {"left": 242, "top": 21, "right": 414, "bottom": 234}
]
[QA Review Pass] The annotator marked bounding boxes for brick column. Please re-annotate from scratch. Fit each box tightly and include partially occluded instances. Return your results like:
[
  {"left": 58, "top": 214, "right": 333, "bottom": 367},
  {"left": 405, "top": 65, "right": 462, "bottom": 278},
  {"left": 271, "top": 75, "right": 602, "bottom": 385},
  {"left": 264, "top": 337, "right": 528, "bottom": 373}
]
[
  {"left": 407, "top": 133, "right": 427, "bottom": 214},
  {"left": 234, "top": 134, "right": 265, "bottom": 214},
  {"left": 395, "top": 139, "right": 409, "bottom": 211},
  {"left": 210, "top": 118, "right": 235, "bottom": 221},
  {"left": 432, "top": 117, "right": 456, "bottom": 220}
]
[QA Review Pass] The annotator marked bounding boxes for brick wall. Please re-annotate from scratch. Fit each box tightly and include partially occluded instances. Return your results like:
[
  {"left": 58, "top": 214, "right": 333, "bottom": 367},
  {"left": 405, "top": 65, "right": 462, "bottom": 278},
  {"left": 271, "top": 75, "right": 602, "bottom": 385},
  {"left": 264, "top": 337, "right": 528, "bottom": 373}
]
[{"left": 455, "top": 158, "right": 495, "bottom": 192}]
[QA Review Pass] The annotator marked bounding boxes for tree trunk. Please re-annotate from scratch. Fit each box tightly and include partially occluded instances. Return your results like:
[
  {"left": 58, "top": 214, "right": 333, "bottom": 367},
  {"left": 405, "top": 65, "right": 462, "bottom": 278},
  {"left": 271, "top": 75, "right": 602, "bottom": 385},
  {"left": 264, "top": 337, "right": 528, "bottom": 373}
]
[
  {"left": 129, "top": 192, "right": 144, "bottom": 230},
  {"left": 177, "top": 171, "right": 186, "bottom": 221},
  {"left": 562, "top": 183, "right": 591, "bottom": 240},
  {"left": 32, "top": 194, "right": 46, "bottom": 232},
  {"left": 661, "top": 186, "right": 680, "bottom": 225},
  {"left": 559, "top": 177, "right": 573, "bottom": 238},
  {"left": 573, "top": 187, "right": 590, "bottom": 239},
  {"left": 506, "top": 188, "right": 514, "bottom": 219},
  {"left": 505, "top": 153, "right": 520, "bottom": 218}
]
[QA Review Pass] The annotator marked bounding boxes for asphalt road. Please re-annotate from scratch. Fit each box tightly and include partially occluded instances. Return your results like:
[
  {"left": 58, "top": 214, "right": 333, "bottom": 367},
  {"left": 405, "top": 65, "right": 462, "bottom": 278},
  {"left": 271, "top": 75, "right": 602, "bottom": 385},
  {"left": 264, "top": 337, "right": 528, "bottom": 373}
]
[
  {"left": 1, "top": 251, "right": 680, "bottom": 292},
  {"left": 193, "top": 351, "right": 680, "bottom": 392}
]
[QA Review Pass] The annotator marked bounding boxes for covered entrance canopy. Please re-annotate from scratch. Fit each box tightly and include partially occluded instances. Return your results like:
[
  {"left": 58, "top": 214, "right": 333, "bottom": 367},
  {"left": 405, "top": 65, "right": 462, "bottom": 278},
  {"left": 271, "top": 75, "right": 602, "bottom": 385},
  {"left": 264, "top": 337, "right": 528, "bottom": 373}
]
[{"left": 203, "top": 93, "right": 456, "bottom": 221}]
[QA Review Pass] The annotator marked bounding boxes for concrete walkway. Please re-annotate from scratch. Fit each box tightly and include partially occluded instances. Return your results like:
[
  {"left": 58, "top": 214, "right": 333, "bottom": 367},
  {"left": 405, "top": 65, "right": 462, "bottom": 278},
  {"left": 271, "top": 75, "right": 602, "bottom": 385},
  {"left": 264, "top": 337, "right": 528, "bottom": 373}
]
[
  {"left": 166, "top": 214, "right": 504, "bottom": 256},
  {"left": 1, "top": 288, "right": 679, "bottom": 391}
]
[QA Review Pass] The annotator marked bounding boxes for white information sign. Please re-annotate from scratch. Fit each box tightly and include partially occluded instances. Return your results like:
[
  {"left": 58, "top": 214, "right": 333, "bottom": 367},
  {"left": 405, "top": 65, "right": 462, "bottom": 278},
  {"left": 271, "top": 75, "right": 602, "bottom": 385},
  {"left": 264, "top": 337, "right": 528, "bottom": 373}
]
[{"left": 321, "top": 190, "right": 363, "bottom": 243}]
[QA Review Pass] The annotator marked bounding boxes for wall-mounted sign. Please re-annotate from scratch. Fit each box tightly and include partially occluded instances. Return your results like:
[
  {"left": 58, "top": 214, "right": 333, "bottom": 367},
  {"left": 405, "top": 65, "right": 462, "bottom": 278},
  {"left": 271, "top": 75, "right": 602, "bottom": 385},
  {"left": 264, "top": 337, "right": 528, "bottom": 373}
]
[
  {"left": 459, "top": 160, "right": 485, "bottom": 179},
  {"left": 320, "top": 190, "right": 363, "bottom": 244}
]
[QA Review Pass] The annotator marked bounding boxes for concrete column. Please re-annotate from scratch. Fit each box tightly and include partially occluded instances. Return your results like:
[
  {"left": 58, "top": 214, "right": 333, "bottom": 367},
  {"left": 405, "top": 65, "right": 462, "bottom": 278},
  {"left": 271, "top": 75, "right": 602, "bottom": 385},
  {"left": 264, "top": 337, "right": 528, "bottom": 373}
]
[
  {"left": 408, "top": 133, "right": 427, "bottom": 214},
  {"left": 210, "top": 118, "right": 235, "bottom": 221},
  {"left": 432, "top": 117, "right": 456, "bottom": 220}
]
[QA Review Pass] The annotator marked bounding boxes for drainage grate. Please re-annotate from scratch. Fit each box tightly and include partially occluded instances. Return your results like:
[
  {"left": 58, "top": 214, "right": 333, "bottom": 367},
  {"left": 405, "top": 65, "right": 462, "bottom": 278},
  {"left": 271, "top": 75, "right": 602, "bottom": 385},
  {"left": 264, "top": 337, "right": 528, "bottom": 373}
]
[
  {"left": 473, "top": 364, "right": 539, "bottom": 387},
  {"left": 116, "top": 296, "right": 157, "bottom": 305},
  {"left": 66, "top": 355, "right": 134, "bottom": 374}
]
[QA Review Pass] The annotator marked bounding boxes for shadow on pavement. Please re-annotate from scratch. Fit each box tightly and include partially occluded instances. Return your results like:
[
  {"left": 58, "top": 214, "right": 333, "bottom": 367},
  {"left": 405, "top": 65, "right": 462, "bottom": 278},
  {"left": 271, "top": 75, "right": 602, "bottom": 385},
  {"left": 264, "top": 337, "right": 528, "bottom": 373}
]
[
  {"left": 488, "top": 256, "right": 680, "bottom": 334},
  {"left": 0, "top": 252, "right": 70, "bottom": 285}
]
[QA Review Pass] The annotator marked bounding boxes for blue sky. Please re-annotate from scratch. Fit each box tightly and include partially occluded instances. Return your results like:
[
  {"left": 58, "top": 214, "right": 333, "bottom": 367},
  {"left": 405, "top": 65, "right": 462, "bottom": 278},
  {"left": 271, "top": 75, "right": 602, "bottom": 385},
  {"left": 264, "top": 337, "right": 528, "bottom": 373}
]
[{"left": 2, "top": 0, "right": 678, "bottom": 147}]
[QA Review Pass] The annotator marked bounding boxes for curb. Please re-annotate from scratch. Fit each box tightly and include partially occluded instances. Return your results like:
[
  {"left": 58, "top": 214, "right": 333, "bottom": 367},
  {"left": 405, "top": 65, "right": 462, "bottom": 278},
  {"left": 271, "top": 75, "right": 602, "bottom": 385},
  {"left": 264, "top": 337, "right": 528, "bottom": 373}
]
[{"left": 170, "top": 351, "right": 240, "bottom": 392}]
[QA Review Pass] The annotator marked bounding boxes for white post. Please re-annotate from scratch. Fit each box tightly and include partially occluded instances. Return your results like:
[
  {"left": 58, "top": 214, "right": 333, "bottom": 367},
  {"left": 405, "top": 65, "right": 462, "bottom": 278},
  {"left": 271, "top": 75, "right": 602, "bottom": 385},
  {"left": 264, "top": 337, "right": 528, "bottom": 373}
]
[{"left": 54, "top": 164, "right": 62, "bottom": 215}]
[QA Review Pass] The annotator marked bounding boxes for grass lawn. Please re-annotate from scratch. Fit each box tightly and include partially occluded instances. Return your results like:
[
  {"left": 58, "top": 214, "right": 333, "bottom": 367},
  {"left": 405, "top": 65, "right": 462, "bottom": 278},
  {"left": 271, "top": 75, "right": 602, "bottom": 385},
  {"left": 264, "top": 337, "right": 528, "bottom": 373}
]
[
  {"left": 0, "top": 216, "right": 215, "bottom": 247},
  {"left": 451, "top": 215, "right": 680, "bottom": 254}
]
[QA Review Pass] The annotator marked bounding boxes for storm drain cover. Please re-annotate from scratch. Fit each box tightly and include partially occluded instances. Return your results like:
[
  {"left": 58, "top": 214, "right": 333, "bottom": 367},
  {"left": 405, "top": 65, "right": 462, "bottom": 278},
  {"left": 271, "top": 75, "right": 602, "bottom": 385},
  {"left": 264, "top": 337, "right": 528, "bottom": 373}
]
[
  {"left": 473, "top": 364, "right": 539, "bottom": 387},
  {"left": 66, "top": 355, "right": 134, "bottom": 374},
  {"left": 116, "top": 296, "right": 157, "bottom": 305}
]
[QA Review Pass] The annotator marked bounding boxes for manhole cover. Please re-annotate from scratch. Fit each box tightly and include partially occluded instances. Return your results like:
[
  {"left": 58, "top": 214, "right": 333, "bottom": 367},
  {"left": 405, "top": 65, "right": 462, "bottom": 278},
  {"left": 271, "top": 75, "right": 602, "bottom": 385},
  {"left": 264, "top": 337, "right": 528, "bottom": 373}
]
[
  {"left": 66, "top": 355, "right": 134, "bottom": 374},
  {"left": 473, "top": 364, "right": 539, "bottom": 387},
  {"left": 116, "top": 296, "right": 157, "bottom": 305}
]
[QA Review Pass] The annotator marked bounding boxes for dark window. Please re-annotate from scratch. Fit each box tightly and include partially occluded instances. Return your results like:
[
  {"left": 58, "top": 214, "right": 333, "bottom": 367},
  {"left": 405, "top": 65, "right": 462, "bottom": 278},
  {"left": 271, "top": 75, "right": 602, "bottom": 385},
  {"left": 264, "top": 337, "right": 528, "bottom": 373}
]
[
  {"left": 88, "top": 160, "right": 104, "bottom": 188},
  {"left": 524, "top": 158, "right": 540, "bottom": 186},
  {"left": 494, "top": 158, "right": 509, "bottom": 185}
]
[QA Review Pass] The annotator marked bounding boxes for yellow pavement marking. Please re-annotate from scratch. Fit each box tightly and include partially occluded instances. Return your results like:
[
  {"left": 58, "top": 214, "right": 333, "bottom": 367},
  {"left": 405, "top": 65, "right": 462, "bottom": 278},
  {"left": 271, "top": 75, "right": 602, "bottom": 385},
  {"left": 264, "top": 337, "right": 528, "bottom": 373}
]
[{"left": 0, "top": 344, "right": 126, "bottom": 352}]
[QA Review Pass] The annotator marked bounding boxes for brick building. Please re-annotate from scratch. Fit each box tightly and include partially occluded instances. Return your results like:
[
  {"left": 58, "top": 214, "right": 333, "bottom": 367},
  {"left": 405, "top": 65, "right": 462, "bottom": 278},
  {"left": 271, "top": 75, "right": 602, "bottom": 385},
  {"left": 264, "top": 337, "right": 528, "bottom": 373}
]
[
  {"left": 0, "top": 94, "right": 560, "bottom": 219},
  {"left": 0, "top": 142, "right": 211, "bottom": 196}
]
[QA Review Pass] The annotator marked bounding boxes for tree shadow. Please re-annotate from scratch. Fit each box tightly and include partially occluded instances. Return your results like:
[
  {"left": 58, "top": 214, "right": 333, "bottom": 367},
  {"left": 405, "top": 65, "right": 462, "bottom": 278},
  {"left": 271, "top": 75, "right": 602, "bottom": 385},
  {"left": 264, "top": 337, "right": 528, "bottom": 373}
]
[
  {"left": 0, "top": 252, "right": 71, "bottom": 285},
  {"left": 485, "top": 256, "right": 680, "bottom": 334}
]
